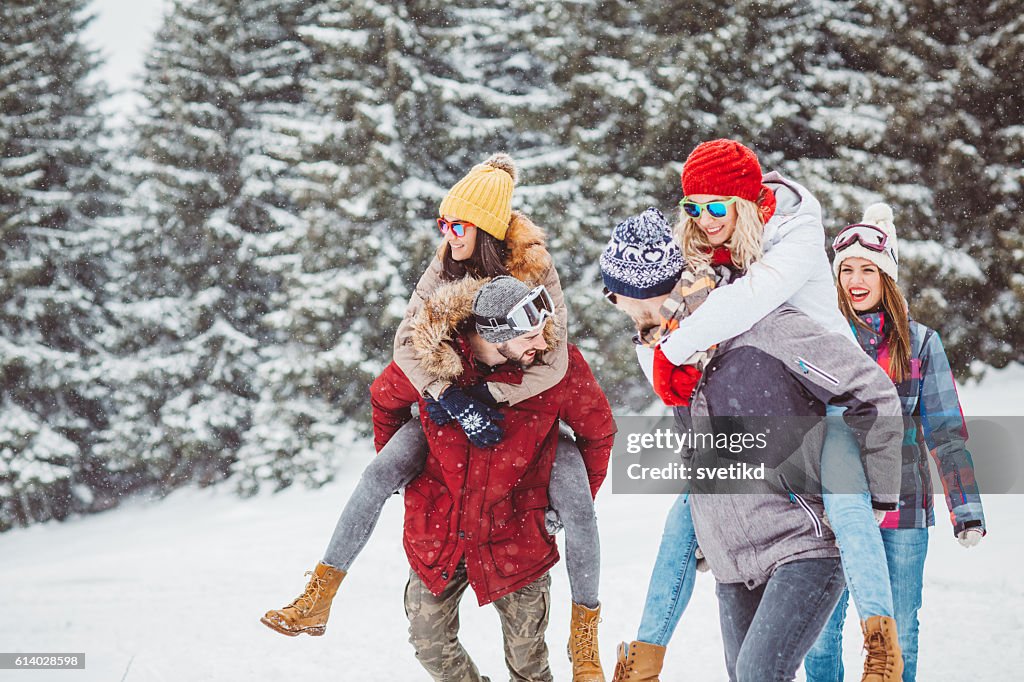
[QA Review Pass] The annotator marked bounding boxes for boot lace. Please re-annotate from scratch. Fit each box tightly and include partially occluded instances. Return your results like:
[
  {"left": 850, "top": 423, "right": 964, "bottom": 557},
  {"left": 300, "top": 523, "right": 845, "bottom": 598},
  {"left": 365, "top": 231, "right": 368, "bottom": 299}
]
[
  {"left": 863, "top": 630, "right": 892, "bottom": 675},
  {"left": 572, "top": 615, "right": 601, "bottom": 663},
  {"left": 289, "top": 570, "right": 327, "bottom": 615}
]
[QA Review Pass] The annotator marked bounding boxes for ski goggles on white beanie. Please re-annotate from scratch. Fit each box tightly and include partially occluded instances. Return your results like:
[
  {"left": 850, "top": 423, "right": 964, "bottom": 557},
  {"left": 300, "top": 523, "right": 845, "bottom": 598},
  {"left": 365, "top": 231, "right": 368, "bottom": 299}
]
[
  {"left": 473, "top": 277, "right": 554, "bottom": 343},
  {"left": 832, "top": 202, "right": 899, "bottom": 282}
]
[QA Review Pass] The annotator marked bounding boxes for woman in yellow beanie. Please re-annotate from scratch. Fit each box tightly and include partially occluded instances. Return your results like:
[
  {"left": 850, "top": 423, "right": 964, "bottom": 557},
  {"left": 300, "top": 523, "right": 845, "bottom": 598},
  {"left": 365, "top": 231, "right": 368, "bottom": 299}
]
[{"left": 263, "top": 154, "right": 610, "bottom": 682}]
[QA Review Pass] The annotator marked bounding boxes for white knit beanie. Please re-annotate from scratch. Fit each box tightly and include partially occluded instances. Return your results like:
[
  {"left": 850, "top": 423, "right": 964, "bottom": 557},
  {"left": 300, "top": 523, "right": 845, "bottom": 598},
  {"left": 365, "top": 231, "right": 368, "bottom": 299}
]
[{"left": 832, "top": 202, "right": 899, "bottom": 282}]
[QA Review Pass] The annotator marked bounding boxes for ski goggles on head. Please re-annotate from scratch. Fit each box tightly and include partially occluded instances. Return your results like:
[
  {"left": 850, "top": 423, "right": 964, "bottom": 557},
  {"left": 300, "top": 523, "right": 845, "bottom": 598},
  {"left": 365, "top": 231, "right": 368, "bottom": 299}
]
[
  {"left": 475, "top": 285, "right": 555, "bottom": 334},
  {"left": 679, "top": 196, "right": 738, "bottom": 219},
  {"left": 832, "top": 223, "right": 898, "bottom": 264},
  {"left": 437, "top": 217, "right": 474, "bottom": 238}
]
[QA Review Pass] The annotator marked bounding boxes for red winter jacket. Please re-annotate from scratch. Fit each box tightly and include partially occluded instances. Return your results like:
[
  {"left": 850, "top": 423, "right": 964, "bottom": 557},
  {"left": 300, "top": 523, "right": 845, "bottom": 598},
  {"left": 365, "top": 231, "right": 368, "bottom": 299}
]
[{"left": 370, "top": 340, "right": 615, "bottom": 606}]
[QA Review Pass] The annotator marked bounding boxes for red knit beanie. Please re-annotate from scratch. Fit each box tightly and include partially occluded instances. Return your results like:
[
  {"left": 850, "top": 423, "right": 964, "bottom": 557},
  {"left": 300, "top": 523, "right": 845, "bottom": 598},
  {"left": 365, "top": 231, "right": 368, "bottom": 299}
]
[{"left": 681, "top": 139, "right": 763, "bottom": 202}]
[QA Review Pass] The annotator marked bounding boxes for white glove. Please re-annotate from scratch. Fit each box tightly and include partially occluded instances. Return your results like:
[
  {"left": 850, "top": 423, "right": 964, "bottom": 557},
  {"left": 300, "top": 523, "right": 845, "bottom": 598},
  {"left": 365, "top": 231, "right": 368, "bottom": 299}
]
[
  {"left": 873, "top": 509, "right": 888, "bottom": 525},
  {"left": 544, "top": 509, "right": 563, "bottom": 535},
  {"left": 957, "top": 528, "right": 983, "bottom": 548},
  {"left": 694, "top": 546, "right": 710, "bottom": 573}
]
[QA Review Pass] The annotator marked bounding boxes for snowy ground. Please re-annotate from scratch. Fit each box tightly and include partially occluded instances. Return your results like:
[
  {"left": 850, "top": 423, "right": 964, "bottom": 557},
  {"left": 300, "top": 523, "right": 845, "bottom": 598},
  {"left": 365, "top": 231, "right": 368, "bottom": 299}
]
[{"left": 2, "top": 366, "right": 1022, "bottom": 681}]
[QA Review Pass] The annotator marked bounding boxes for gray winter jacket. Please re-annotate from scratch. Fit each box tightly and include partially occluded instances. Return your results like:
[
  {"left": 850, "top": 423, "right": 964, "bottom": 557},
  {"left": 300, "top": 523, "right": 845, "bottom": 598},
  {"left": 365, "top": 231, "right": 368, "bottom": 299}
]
[{"left": 687, "top": 305, "right": 903, "bottom": 587}]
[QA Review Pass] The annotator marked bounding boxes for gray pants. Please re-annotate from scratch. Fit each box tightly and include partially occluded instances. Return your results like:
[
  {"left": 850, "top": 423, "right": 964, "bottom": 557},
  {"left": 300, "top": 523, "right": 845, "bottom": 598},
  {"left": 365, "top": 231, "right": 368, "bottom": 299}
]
[
  {"left": 405, "top": 562, "right": 552, "bottom": 682},
  {"left": 717, "top": 558, "right": 846, "bottom": 682},
  {"left": 323, "top": 419, "right": 601, "bottom": 607}
]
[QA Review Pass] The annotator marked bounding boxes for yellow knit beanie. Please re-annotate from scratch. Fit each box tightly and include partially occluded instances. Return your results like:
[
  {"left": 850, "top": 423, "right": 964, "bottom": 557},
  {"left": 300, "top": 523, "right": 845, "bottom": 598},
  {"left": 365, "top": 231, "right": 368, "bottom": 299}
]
[{"left": 439, "top": 153, "right": 517, "bottom": 240}]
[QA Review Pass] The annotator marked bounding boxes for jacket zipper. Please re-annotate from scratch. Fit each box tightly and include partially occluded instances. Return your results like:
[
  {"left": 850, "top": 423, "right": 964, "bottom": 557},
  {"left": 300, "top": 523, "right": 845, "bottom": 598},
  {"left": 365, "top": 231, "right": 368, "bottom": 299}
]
[
  {"left": 954, "top": 467, "right": 968, "bottom": 505},
  {"left": 795, "top": 357, "right": 840, "bottom": 385},
  {"left": 779, "top": 474, "right": 823, "bottom": 538}
]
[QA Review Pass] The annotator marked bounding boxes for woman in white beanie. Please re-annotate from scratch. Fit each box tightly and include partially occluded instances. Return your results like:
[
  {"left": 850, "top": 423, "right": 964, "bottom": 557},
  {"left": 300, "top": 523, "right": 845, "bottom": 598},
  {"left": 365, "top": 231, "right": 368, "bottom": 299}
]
[{"left": 804, "top": 203, "right": 988, "bottom": 682}]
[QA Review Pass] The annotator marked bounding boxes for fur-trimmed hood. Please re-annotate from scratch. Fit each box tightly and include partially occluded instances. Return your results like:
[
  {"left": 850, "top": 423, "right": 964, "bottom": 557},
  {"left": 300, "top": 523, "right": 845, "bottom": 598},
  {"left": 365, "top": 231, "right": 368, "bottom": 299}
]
[
  {"left": 409, "top": 276, "right": 561, "bottom": 386},
  {"left": 503, "top": 210, "right": 552, "bottom": 286}
]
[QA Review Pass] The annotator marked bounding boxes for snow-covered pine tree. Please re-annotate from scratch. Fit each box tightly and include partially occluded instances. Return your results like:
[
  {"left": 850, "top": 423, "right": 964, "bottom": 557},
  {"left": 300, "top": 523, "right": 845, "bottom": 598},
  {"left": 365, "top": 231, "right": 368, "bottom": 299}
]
[
  {"left": 917, "top": 0, "right": 1024, "bottom": 371},
  {"left": 0, "top": 0, "right": 119, "bottom": 530},
  {"left": 645, "top": 0, "right": 926, "bottom": 225},
  {"left": 231, "top": 1, "right": 435, "bottom": 493},
  {"left": 814, "top": 0, "right": 994, "bottom": 375},
  {"left": 100, "top": 0, "right": 314, "bottom": 498},
  {"left": 966, "top": 0, "right": 1024, "bottom": 368}
]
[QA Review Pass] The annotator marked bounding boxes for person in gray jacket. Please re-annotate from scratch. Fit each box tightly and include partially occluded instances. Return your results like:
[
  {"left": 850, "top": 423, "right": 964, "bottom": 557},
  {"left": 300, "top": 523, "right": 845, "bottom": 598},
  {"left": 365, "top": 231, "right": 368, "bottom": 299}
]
[
  {"left": 602, "top": 208, "right": 904, "bottom": 682},
  {"left": 656, "top": 299, "right": 903, "bottom": 682}
]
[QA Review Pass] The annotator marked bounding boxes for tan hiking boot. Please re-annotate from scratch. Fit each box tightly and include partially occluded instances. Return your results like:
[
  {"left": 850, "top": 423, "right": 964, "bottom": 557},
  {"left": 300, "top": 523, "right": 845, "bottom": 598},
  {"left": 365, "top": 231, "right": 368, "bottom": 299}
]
[
  {"left": 861, "top": 615, "right": 903, "bottom": 682},
  {"left": 261, "top": 562, "right": 346, "bottom": 637},
  {"left": 611, "top": 640, "right": 666, "bottom": 682},
  {"left": 567, "top": 602, "right": 605, "bottom": 681}
]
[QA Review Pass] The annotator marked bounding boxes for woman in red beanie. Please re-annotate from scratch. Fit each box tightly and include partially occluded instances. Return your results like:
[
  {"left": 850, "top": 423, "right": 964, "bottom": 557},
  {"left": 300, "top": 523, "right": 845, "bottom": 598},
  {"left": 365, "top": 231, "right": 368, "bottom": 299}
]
[{"left": 647, "top": 139, "right": 904, "bottom": 681}]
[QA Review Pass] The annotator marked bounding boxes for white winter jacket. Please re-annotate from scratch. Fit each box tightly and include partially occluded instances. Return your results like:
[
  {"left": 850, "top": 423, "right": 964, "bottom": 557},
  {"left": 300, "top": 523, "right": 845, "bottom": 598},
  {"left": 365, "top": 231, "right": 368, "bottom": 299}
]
[{"left": 657, "top": 171, "right": 854, "bottom": 365}]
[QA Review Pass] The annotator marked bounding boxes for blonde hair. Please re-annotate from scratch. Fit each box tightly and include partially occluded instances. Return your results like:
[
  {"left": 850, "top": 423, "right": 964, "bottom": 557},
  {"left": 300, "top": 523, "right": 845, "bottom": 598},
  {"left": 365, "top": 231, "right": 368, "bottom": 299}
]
[{"left": 675, "top": 198, "right": 765, "bottom": 272}]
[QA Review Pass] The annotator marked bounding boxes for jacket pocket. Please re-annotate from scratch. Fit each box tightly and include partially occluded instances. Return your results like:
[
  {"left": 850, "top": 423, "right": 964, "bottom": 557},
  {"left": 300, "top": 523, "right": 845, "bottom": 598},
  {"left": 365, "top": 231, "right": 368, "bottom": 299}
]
[
  {"left": 779, "top": 474, "right": 823, "bottom": 538},
  {"left": 490, "top": 485, "right": 549, "bottom": 532},
  {"left": 488, "top": 485, "right": 556, "bottom": 579},
  {"left": 405, "top": 486, "right": 455, "bottom": 569},
  {"left": 794, "top": 357, "right": 839, "bottom": 386}
]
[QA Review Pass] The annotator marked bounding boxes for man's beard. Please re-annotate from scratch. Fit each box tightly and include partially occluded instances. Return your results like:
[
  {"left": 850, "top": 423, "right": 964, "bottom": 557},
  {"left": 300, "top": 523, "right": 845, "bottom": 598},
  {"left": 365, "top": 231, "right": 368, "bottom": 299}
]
[{"left": 497, "top": 344, "right": 540, "bottom": 367}]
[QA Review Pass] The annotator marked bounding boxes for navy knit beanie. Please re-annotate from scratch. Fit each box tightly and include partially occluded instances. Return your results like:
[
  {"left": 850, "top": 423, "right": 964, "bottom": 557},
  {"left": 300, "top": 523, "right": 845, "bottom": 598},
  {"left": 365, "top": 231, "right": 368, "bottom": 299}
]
[{"left": 600, "top": 208, "right": 684, "bottom": 299}]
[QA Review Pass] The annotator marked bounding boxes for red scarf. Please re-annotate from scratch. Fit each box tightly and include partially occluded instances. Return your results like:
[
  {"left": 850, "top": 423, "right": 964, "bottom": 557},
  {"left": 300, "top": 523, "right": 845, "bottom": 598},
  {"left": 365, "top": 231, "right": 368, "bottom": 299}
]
[
  {"left": 758, "top": 184, "right": 777, "bottom": 224},
  {"left": 711, "top": 247, "right": 733, "bottom": 266}
]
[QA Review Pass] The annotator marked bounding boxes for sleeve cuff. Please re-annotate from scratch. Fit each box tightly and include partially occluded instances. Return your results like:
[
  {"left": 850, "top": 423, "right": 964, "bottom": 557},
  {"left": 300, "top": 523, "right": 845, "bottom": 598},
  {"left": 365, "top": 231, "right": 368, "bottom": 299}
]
[
  {"left": 424, "top": 381, "right": 451, "bottom": 400},
  {"left": 871, "top": 499, "right": 899, "bottom": 512},
  {"left": 658, "top": 335, "right": 693, "bottom": 366},
  {"left": 487, "top": 382, "right": 511, "bottom": 404},
  {"left": 955, "top": 518, "right": 986, "bottom": 537}
]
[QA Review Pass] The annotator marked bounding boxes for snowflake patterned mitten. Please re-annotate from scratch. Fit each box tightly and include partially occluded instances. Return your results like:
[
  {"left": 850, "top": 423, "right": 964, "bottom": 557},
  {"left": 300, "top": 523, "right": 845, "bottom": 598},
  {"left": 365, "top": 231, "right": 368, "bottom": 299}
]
[{"left": 437, "top": 386, "right": 505, "bottom": 448}]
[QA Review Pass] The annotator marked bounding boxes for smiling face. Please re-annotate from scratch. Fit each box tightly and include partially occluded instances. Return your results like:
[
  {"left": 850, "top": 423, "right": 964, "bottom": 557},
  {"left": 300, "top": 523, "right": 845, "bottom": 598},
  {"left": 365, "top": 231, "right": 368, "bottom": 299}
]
[
  {"left": 687, "top": 194, "right": 738, "bottom": 247},
  {"left": 498, "top": 328, "right": 548, "bottom": 367},
  {"left": 838, "top": 257, "right": 884, "bottom": 311},
  {"left": 442, "top": 215, "right": 478, "bottom": 261}
]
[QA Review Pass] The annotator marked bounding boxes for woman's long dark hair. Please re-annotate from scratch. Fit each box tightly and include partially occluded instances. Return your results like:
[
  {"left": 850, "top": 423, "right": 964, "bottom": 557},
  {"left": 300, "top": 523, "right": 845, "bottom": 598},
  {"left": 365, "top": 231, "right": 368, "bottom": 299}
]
[
  {"left": 440, "top": 228, "right": 511, "bottom": 281},
  {"left": 837, "top": 272, "right": 912, "bottom": 384}
]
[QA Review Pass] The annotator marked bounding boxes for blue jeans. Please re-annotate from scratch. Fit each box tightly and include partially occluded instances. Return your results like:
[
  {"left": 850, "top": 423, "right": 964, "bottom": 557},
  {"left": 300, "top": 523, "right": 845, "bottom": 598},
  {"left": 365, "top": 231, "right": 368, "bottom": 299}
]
[
  {"left": 719, "top": 558, "right": 846, "bottom": 682},
  {"left": 821, "top": 406, "right": 894, "bottom": 620},
  {"left": 804, "top": 528, "right": 930, "bottom": 682},
  {"left": 636, "top": 493, "right": 699, "bottom": 646}
]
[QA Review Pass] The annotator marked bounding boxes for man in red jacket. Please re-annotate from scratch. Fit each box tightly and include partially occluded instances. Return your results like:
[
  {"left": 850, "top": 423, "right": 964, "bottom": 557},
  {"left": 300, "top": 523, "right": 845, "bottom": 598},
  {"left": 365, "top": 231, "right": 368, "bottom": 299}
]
[{"left": 371, "top": 276, "right": 616, "bottom": 682}]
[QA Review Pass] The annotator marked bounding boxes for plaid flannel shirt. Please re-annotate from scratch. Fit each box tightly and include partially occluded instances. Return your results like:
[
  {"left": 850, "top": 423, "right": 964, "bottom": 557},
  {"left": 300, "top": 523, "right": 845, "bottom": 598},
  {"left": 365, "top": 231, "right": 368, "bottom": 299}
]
[{"left": 853, "top": 313, "right": 985, "bottom": 536}]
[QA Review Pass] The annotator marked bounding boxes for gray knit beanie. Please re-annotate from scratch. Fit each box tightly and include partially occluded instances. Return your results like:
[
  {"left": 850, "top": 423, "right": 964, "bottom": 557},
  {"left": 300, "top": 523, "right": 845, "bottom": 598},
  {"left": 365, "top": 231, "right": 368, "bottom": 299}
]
[{"left": 472, "top": 276, "right": 534, "bottom": 343}]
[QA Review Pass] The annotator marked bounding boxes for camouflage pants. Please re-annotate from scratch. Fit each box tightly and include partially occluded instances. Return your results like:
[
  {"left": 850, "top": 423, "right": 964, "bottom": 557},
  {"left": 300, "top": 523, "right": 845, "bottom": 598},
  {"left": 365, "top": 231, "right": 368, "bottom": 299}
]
[{"left": 404, "top": 562, "right": 553, "bottom": 682}]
